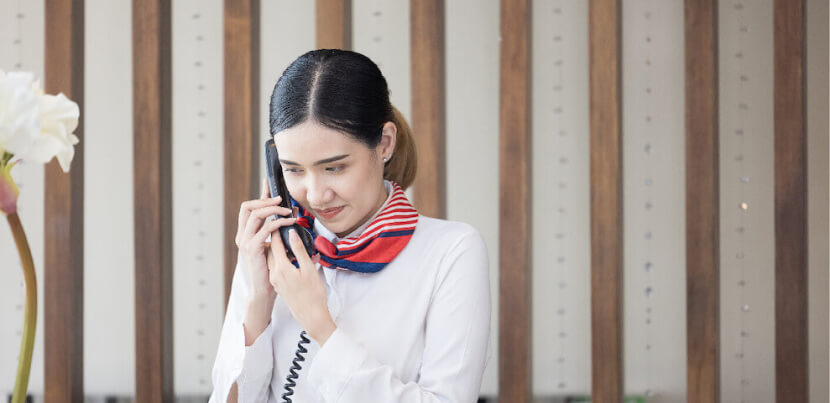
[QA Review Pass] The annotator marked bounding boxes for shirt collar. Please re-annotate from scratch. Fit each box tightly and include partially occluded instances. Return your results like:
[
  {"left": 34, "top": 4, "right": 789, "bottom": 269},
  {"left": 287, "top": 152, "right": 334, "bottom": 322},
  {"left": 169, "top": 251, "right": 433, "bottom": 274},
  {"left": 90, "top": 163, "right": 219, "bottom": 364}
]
[{"left": 313, "top": 180, "right": 393, "bottom": 244}]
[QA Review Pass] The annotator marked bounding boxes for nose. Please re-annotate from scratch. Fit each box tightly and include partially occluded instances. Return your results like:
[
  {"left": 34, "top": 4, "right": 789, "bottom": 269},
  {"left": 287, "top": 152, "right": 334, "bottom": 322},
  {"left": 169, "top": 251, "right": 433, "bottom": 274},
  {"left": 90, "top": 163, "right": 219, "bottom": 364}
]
[{"left": 305, "top": 175, "right": 334, "bottom": 208}]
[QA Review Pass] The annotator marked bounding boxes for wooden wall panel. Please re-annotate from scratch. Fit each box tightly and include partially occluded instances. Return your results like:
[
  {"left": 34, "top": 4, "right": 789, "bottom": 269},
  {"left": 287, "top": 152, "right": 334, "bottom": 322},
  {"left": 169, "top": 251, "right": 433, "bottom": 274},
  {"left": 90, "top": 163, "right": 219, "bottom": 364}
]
[
  {"left": 316, "top": 0, "right": 351, "bottom": 49},
  {"left": 773, "top": 0, "right": 808, "bottom": 401},
  {"left": 684, "top": 1, "right": 720, "bottom": 402},
  {"left": 43, "top": 0, "right": 84, "bottom": 401},
  {"left": 588, "top": 0, "right": 623, "bottom": 400},
  {"left": 498, "top": 0, "right": 532, "bottom": 401},
  {"left": 133, "top": 0, "right": 173, "bottom": 400},
  {"left": 410, "top": 0, "right": 445, "bottom": 218},
  {"left": 224, "top": 0, "right": 260, "bottom": 306}
]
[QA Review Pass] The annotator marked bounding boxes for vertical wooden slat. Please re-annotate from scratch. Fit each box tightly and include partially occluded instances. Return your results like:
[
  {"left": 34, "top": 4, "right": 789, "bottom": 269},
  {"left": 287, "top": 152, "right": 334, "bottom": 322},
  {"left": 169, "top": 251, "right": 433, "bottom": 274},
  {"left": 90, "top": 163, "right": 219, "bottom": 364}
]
[
  {"left": 685, "top": 1, "right": 720, "bottom": 402},
  {"left": 316, "top": 0, "right": 351, "bottom": 49},
  {"left": 410, "top": 0, "right": 446, "bottom": 218},
  {"left": 43, "top": 0, "right": 84, "bottom": 401},
  {"left": 498, "top": 0, "right": 532, "bottom": 401},
  {"left": 133, "top": 0, "right": 173, "bottom": 400},
  {"left": 224, "top": 0, "right": 260, "bottom": 306},
  {"left": 774, "top": 0, "right": 808, "bottom": 401},
  {"left": 589, "top": 0, "right": 623, "bottom": 401}
]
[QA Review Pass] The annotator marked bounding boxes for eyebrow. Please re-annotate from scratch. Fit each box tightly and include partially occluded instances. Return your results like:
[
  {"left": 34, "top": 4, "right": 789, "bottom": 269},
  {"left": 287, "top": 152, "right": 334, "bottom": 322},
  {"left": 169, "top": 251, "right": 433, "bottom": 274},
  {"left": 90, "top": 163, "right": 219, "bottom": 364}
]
[{"left": 280, "top": 154, "right": 350, "bottom": 166}]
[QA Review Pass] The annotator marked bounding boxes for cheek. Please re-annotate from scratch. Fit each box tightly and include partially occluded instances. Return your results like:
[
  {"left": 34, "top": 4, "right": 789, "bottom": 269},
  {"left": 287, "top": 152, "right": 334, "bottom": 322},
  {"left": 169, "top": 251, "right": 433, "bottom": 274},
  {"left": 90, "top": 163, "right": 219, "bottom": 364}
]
[
  {"left": 285, "top": 180, "right": 307, "bottom": 205},
  {"left": 334, "top": 169, "right": 372, "bottom": 207}
]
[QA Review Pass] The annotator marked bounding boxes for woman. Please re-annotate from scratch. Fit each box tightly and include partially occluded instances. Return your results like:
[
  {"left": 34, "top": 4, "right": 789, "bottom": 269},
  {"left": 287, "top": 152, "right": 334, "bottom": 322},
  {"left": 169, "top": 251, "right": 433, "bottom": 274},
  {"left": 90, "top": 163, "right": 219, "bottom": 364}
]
[{"left": 209, "top": 49, "right": 491, "bottom": 403}]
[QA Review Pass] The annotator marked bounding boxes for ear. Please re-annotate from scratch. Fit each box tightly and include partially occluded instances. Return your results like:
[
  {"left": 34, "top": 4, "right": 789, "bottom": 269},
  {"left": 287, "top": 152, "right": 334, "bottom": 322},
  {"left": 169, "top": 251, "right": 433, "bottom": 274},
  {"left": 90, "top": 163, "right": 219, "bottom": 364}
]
[{"left": 378, "top": 121, "right": 397, "bottom": 161}]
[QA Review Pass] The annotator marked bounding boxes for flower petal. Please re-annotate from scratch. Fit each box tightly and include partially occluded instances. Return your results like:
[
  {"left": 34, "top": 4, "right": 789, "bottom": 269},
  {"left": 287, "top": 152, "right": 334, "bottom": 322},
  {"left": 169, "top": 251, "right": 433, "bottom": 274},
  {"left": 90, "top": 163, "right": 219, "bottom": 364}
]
[{"left": 0, "top": 72, "right": 40, "bottom": 157}]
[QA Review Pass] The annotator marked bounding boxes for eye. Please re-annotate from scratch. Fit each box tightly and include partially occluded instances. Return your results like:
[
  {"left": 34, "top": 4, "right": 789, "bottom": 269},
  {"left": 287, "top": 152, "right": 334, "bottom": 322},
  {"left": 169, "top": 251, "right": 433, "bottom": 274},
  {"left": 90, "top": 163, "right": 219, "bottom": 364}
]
[
  {"left": 325, "top": 165, "right": 345, "bottom": 173},
  {"left": 284, "top": 167, "right": 303, "bottom": 174}
]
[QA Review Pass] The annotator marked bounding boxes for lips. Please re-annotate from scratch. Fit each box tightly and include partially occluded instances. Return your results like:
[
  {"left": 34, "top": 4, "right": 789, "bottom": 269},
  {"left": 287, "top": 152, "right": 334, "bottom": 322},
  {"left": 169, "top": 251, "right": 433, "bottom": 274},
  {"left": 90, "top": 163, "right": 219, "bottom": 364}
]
[{"left": 315, "top": 206, "right": 344, "bottom": 220}]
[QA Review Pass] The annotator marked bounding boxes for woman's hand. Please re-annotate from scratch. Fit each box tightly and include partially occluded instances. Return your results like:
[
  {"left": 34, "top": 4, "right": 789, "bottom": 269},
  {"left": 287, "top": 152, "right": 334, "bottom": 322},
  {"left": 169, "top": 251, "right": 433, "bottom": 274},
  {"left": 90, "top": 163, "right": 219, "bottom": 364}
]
[
  {"left": 235, "top": 178, "right": 297, "bottom": 300},
  {"left": 267, "top": 229, "right": 337, "bottom": 346}
]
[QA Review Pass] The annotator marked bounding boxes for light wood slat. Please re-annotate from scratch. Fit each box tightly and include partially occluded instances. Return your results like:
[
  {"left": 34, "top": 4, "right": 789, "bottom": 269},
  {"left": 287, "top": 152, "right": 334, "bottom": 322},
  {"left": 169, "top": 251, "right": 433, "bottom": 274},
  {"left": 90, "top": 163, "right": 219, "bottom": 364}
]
[
  {"left": 316, "top": 0, "right": 351, "bottom": 49},
  {"left": 588, "top": 0, "right": 623, "bottom": 400},
  {"left": 410, "top": 0, "right": 446, "bottom": 218},
  {"left": 224, "top": 0, "right": 260, "bottom": 307},
  {"left": 498, "top": 0, "right": 532, "bottom": 401},
  {"left": 133, "top": 0, "right": 173, "bottom": 400},
  {"left": 684, "top": 1, "right": 720, "bottom": 401},
  {"left": 44, "top": 0, "right": 85, "bottom": 401},
  {"left": 773, "top": 0, "right": 808, "bottom": 401}
]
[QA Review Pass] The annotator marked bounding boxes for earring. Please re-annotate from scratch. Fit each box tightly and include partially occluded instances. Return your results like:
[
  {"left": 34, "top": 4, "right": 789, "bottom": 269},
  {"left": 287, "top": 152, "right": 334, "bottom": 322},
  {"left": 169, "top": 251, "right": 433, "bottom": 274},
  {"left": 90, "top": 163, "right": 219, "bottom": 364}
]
[{"left": 383, "top": 156, "right": 389, "bottom": 162}]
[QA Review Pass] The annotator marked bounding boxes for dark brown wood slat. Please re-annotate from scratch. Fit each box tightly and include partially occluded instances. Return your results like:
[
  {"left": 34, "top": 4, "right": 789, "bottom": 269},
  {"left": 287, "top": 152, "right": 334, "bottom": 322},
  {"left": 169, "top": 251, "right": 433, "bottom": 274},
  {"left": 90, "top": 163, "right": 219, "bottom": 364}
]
[
  {"left": 774, "top": 0, "right": 808, "bottom": 401},
  {"left": 43, "top": 0, "right": 84, "bottom": 401},
  {"left": 684, "top": 1, "right": 720, "bottom": 402},
  {"left": 410, "top": 0, "right": 446, "bottom": 218},
  {"left": 224, "top": 0, "right": 260, "bottom": 307},
  {"left": 588, "top": 0, "right": 623, "bottom": 401},
  {"left": 316, "top": 0, "right": 352, "bottom": 49},
  {"left": 498, "top": 0, "right": 532, "bottom": 401},
  {"left": 133, "top": 0, "right": 173, "bottom": 400}
]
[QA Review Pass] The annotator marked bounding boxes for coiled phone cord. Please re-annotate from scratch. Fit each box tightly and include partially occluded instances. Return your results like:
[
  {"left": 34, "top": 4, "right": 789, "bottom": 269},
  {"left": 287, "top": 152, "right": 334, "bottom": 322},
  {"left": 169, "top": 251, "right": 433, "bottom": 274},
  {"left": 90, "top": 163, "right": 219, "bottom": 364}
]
[{"left": 281, "top": 330, "right": 311, "bottom": 403}]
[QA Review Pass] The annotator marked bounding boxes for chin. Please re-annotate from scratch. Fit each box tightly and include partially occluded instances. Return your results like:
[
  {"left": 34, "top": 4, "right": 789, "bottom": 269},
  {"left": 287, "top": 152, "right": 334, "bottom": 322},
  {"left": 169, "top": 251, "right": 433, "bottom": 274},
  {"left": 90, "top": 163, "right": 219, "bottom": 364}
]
[{"left": 315, "top": 212, "right": 351, "bottom": 233}]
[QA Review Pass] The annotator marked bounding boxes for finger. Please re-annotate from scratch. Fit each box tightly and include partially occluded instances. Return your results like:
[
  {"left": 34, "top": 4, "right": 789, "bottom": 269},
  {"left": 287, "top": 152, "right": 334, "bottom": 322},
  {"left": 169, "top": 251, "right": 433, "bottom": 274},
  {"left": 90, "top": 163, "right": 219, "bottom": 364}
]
[
  {"left": 236, "top": 197, "right": 283, "bottom": 244},
  {"left": 249, "top": 217, "right": 297, "bottom": 251},
  {"left": 242, "top": 197, "right": 288, "bottom": 214},
  {"left": 292, "top": 206, "right": 299, "bottom": 218},
  {"left": 260, "top": 178, "right": 270, "bottom": 199},
  {"left": 267, "top": 245, "right": 284, "bottom": 293},
  {"left": 288, "top": 229, "right": 314, "bottom": 270},
  {"left": 267, "top": 224, "right": 290, "bottom": 264},
  {"left": 243, "top": 205, "right": 293, "bottom": 240}
]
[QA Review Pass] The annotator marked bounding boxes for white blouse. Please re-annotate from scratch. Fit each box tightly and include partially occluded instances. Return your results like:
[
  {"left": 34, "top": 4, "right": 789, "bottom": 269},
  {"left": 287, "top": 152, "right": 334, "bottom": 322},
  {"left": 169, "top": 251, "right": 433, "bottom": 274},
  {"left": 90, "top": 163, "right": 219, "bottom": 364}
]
[{"left": 208, "top": 187, "right": 492, "bottom": 402}]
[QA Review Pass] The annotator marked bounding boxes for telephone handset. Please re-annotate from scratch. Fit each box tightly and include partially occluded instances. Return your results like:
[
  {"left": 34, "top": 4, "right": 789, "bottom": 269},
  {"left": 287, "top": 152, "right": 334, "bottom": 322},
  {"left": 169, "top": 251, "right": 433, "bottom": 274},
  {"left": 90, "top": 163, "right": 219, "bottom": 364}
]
[
  {"left": 265, "top": 138, "right": 314, "bottom": 403},
  {"left": 264, "top": 139, "right": 316, "bottom": 258}
]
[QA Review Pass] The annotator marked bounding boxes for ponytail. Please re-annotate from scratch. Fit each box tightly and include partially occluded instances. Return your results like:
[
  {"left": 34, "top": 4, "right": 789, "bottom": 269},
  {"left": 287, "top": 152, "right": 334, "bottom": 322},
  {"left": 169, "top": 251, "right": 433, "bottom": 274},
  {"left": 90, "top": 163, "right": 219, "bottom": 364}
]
[{"left": 384, "top": 105, "right": 417, "bottom": 190}]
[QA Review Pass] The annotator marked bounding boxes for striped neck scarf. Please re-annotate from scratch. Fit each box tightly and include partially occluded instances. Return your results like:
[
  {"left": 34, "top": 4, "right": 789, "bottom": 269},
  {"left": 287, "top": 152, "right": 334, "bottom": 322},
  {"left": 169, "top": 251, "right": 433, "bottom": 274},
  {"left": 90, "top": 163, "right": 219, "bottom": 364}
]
[{"left": 291, "top": 181, "right": 418, "bottom": 273}]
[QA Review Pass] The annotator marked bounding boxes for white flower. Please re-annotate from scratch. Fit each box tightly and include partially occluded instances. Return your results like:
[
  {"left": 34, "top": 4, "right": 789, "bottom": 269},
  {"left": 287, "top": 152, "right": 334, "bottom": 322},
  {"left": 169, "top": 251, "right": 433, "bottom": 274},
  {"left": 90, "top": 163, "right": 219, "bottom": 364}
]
[
  {"left": 0, "top": 71, "right": 41, "bottom": 158},
  {"left": 32, "top": 92, "right": 80, "bottom": 172},
  {"left": 0, "top": 70, "right": 80, "bottom": 172}
]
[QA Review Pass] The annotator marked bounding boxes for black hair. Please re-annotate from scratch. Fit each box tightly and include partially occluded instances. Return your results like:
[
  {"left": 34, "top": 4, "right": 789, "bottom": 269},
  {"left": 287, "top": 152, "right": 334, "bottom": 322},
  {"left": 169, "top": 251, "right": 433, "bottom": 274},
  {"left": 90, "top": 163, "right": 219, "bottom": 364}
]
[{"left": 269, "top": 49, "right": 417, "bottom": 189}]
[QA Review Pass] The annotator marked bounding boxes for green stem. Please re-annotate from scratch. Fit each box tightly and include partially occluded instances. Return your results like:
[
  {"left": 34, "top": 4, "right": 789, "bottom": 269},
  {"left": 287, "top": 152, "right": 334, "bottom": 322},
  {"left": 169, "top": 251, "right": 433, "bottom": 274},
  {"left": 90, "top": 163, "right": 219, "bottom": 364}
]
[{"left": 7, "top": 213, "right": 36, "bottom": 403}]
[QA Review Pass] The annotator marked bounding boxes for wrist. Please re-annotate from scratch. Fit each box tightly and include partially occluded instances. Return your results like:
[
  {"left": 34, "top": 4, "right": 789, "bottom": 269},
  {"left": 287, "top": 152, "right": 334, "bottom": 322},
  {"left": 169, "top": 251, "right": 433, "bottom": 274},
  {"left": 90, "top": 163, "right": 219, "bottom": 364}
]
[
  {"left": 243, "top": 296, "right": 275, "bottom": 346},
  {"left": 249, "top": 286, "right": 276, "bottom": 303},
  {"left": 308, "top": 312, "right": 336, "bottom": 346},
  {"left": 245, "top": 293, "right": 275, "bottom": 322}
]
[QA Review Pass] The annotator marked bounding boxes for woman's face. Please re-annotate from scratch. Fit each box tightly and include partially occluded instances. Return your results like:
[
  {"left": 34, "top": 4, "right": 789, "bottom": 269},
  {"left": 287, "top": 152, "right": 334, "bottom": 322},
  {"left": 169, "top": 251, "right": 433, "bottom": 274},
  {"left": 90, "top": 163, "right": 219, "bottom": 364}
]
[{"left": 274, "top": 120, "right": 396, "bottom": 238}]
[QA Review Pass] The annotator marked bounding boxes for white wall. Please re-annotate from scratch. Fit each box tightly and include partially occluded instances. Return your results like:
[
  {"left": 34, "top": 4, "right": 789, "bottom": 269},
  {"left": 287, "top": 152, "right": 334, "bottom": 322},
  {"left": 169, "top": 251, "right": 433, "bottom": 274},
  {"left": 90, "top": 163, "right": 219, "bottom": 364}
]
[
  {"left": 83, "top": 0, "right": 135, "bottom": 395},
  {"left": 171, "top": 0, "right": 225, "bottom": 395},
  {"left": 622, "top": 1, "right": 687, "bottom": 401},
  {"left": 718, "top": 1, "right": 776, "bottom": 402},
  {"left": 444, "top": 0, "right": 501, "bottom": 396},
  {"left": 0, "top": 0, "right": 826, "bottom": 400},
  {"left": 807, "top": 0, "right": 829, "bottom": 402},
  {"left": 531, "top": 0, "right": 592, "bottom": 396}
]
